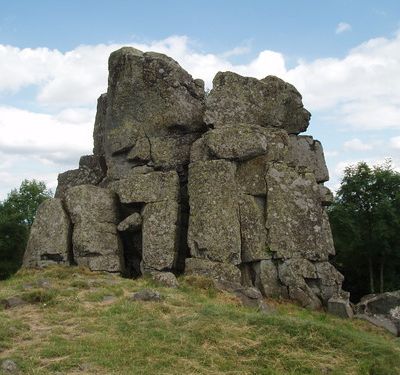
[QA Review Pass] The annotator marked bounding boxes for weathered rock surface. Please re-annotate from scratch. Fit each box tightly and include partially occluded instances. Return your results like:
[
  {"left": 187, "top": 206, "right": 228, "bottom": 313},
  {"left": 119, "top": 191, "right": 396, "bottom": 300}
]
[
  {"left": 265, "top": 164, "right": 335, "bottom": 261},
  {"left": 185, "top": 258, "right": 241, "bottom": 284},
  {"left": 117, "top": 213, "right": 142, "bottom": 232},
  {"left": 203, "top": 124, "right": 269, "bottom": 161},
  {"left": 55, "top": 155, "right": 107, "bottom": 198},
  {"left": 142, "top": 200, "right": 179, "bottom": 272},
  {"left": 356, "top": 291, "right": 400, "bottom": 316},
  {"left": 252, "top": 260, "right": 288, "bottom": 298},
  {"left": 103, "top": 47, "right": 205, "bottom": 180},
  {"left": 188, "top": 160, "right": 241, "bottom": 265},
  {"left": 131, "top": 289, "right": 162, "bottom": 302},
  {"left": 204, "top": 72, "right": 310, "bottom": 134},
  {"left": 239, "top": 195, "right": 267, "bottom": 262},
  {"left": 109, "top": 171, "right": 179, "bottom": 204},
  {"left": 65, "top": 185, "right": 124, "bottom": 273},
  {"left": 355, "top": 291, "right": 400, "bottom": 336},
  {"left": 328, "top": 297, "right": 354, "bottom": 319},
  {"left": 214, "top": 280, "right": 273, "bottom": 313},
  {"left": 151, "top": 271, "right": 179, "bottom": 288},
  {"left": 278, "top": 258, "right": 322, "bottom": 309},
  {"left": 24, "top": 47, "right": 347, "bottom": 313},
  {"left": 93, "top": 93, "right": 108, "bottom": 156},
  {"left": 23, "top": 198, "right": 71, "bottom": 268},
  {"left": 287, "top": 135, "right": 329, "bottom": 183},
  {"left": 0, "top": 296, "right": 27, "bottom": 309},
  {"left": 355, "top": 313, "right": 400, "bottom": 336},
  {"left": 1, "top": 359, "right": 18, "bottom": 374}
]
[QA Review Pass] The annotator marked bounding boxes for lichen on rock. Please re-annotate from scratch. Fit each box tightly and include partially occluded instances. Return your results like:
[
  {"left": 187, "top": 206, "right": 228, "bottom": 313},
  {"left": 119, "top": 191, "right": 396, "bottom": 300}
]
[{"left": 23, "top": 46, "right": 348, "bottom": 311}]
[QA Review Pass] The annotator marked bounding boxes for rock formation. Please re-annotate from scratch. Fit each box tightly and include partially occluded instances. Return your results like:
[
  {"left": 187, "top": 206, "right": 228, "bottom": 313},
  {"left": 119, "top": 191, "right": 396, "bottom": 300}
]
[{"left": 23, "top": 47, "right": 348, "bottom": 309}]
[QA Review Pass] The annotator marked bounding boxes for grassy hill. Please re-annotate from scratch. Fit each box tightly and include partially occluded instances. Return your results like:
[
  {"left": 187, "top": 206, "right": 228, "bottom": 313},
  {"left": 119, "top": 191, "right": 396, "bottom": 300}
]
[{"left": 0, "top": 267, "right": 399, "bottom": 375}]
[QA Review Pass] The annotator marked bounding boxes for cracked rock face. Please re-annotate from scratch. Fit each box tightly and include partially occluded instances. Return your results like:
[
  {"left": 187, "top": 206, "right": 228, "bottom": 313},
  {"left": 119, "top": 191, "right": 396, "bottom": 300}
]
[{"left": 23, "top": 47, "right": 347, "bottom": 310}]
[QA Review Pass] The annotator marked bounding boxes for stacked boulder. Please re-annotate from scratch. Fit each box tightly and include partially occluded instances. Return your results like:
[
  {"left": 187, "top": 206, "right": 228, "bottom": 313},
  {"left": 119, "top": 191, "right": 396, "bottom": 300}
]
[{"left": 24, "top": 47, "right": 347, "bottom": 309}]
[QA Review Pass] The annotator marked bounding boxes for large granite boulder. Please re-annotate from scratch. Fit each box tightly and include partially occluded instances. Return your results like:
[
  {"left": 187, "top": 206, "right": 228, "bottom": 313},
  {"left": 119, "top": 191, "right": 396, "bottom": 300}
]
[
  {"left": 103, "top": 47, "right": 206, "bottom": 179},
  {"left": 24, "top": 47, "right": 348, "bottom": 313},
  {"left": 204, "top": 72, "right": 310, "bottom": 134},
  {"left": 23, "top": 198, "right": 71, "bottom": 268},
  {"left": 64, "top": 185, "right": 124, "bottom": 273}
]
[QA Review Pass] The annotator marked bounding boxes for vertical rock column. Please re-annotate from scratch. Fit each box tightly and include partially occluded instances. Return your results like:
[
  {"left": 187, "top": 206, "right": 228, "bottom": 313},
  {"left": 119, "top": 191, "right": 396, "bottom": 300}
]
[
  {"left": 186, "top": 160, "right": 242, "bottom": 283},
  {"left": 65, "top": 185, "right": 124, "bottom": 273}
]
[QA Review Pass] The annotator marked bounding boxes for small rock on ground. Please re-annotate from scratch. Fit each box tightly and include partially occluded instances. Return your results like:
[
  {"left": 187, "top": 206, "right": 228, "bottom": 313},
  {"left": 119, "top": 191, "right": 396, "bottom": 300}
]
[
  {"left": 0, "top": 296, "right": 27, "bottom": 310},
  {"left": 151, "top": 272, "right": 179, "bottom": 288},
  {"left": 1, "top": 359, "right": 18, "bottom": 373},
  {"left": 102, "top": 295, "right": 117, "bottom": 303},
  {"left": 131, "top": 289, "right": 162, "bottom": 302}
]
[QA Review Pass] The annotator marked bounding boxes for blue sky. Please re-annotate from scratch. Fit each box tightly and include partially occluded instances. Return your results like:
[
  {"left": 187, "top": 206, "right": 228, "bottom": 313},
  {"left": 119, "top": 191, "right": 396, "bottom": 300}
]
[{"left": 1, "top": 0, "right": 400, "bottom": 198}]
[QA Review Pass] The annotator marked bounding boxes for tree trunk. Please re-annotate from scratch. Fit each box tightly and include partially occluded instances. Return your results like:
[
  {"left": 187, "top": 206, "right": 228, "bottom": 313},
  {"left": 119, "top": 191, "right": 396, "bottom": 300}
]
[
  {"left": 368, "top": 256, "right": 375, "bottom": 294},
  {"left": 380, "top": 257, "right": 384, "bottom": 293}
]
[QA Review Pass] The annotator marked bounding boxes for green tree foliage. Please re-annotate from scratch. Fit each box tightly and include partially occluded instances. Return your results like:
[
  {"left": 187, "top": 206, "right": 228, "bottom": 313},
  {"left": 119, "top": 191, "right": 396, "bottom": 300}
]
[
  {"left": 0, "top": 180, "right": 52, "bottom": 279},
  {"left": 329, "top": 161, "right": 400, "bottom": 301}
]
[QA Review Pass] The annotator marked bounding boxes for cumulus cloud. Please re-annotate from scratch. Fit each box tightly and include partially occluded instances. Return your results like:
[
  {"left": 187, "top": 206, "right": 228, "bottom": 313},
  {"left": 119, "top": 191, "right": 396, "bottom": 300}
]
[
  {"left": 286, "top": 33, "right": 400, "bottom": 130},
  {"left": 336, "top": 22, "right": 352, "bottom": 34},
  {"left": 0, "top": 106, "right": 93, "bottom": 164},
  {"left": 2, "top": 32, "right": 400, "bottom": 131},
  {"left": 389, "top": 136, "right": 400, "bottom": 149},
  {"left": 2, "top": 32, "right": 400, "bottom": 197},
  {"left": 343, "top": 138, "right": 375, "bottom": 151}
]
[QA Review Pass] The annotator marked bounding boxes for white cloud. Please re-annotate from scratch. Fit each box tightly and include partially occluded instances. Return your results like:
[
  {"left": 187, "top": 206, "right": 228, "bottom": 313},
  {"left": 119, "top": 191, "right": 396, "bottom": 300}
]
[
  {"left": 390, "top": 136, "right": 400, "bottom": 149},
  {"left": 220, "top": 45, "right": 251, "bottom": 58},
  {"left": 2, "top": 32, "right": 400, "bottom": 198},
  {"left": 336, "top": 22, "right": 352, "bottom": 34},
  {"left": 2, "top": 32, "right": 400, "bottom": 131},
  {"left": 286, "top": 32, "right": 400, "bottom": 129},
  {"left": 0, "top": 45, "right": 63, "bottom": 92},
  {"left": 0, "top": 36, "right": 288, "bottom": 108},
  {"left": 343, "top": 138, "right": 375, "bottom": 151},
  {"left": 0, "top": 106, "right": 93, "bottom": 164},
  {"left": 324, "top": 150, "right": 339, "bottom": 157}
]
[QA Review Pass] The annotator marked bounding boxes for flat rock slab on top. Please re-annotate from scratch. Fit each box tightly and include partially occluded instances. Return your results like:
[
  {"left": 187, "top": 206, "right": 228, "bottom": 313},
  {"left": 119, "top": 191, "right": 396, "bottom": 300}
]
[{"left": 204, "top": 72, "right": 311, "bottom": 134}]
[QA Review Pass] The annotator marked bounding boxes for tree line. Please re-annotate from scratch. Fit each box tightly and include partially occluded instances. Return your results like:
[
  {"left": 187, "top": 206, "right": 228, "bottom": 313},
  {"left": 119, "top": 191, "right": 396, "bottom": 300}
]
[
  {"left": 1, "top": 163, "right": 400, "bottom": 301},
  {"left": 329, "top": 160, "right": 400, "bottom": 301}
]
